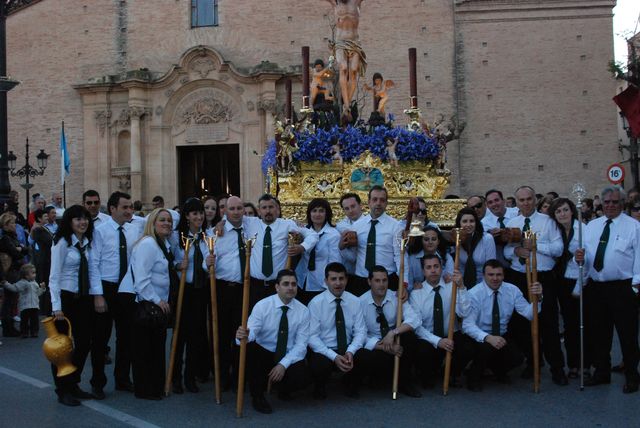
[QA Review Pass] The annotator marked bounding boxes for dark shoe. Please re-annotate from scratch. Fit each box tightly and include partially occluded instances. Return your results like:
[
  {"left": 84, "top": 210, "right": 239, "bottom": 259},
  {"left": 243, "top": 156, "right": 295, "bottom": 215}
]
[
  {"left": 467, "top": 380, "right": 483, "bottom": 392},
  {"left": 623, "top": 380, "right": 639, "bottom": 394},
  {"left": 21, "top": 334, "right": 28, "bottom": 339},
  {"left": 196, "top": 374, "right": 210, "bottom": 383},
  {"left": 172, "top": 381, "right": 184, "bottom": 394},
  {"left": 584, "top": 375, "right": 611, "bottom": 387},
  {"left": 135, "top": 393, "right": 162, "bottom": 401},
  {"left": 568, "top": 369, "right": 579, "bottom": 379},
  {"left": 400, "top": 384, "right": 422, "bottom": 398},
  {"left": 449, "top": 376, "right": 463, "bottom": 388},
  {"left": 612, "top": 363, "right": 625, "bottom": 373},
  {"left": 520, "top": 365, "right": 533, "bottom": 380},
  {"left": 91, "top": 387, "right": 106, "bottom": 400},
  {"left": 3, "top": 329, "right": 20, "bottom": 337},
  {"left": 115, "top": 381, "right": 135, "bottom": 392},
  {"left": 252, "top": 395, "right": 273, "bottom": 414},
  {"left": 185, "top": 379, "right": 199, "bottom": 393},
  {"left": 104, "top": 354, "right": 112, "bottom": 365},
  {"left": 313, "top": 384, "right": 327, "bottom": 400},
  {"left": 421, "top": 377, "right": 435, "bottom": 389},
  {"left": 343, "top": 383, "right": 360, "bottom": 398},
  {"left": 495, "top": 373, "right": 511, "bottom": 385},
  {"left": 58, "top": 393, "right": 80, "bottom": 407},
  {"left": 277, "top": 390, "right": 293, "bottom": 401},
  {"left": 30, "top": 334, "right": 38, "bottom": 338},
  {"left": 551, "top": 368, "right": 569, "bottom": 386},
  {"left": 70, "top": 386, "right": 94, "bottom": 400}
]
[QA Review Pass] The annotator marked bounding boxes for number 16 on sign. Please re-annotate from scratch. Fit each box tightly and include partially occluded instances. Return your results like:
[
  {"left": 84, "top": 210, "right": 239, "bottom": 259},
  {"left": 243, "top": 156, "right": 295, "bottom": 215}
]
[{"left": 607, "top": 163, "right": 625, "bottom": 185}]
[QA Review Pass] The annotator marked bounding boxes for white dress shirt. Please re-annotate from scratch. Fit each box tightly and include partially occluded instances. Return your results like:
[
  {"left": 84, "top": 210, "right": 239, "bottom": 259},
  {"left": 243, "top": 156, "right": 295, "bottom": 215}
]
[
  {"left": 44, "top": 222, "right": 58, "bottom": 235},
  {"left": 49, "top": 235, "right": 96, "bottom": 312},
  {"left": 407, "top": 250, "right": 454, "bottom": 290},
  {"left": 244, "top": 217, "right": 319, "bottom": 281},
  {"left": 90, "top": 218, "right": 142, "bottom": 289},
  {"left": 242, "top": 294, "right": 310, "bottom": 368},
  {"left": 169, "top": 230, "right": 210, "bottom": 283},
  {"left": 308, "top": 289, "right": 367, "bottom": 360},
  {"left": 212, "top": 218, "right": 251, "bottom": 283},
  {"left": 583, "top": 213, "right": 640, "bottom": 285},
  {"left": 92, "top": 212, "right": 111, "bottom": 227},
  {"left": 359, "top": 289, "right": 421, "bottom": 350},
  {"left": 335, "top": 214, "right": 368, "bottom": 275},
  {"left": 457, "top": 233, "right": 496, "bottom": 284},
  {"left": 504, "top": 211, "right": 563, "bottom": 272},
  {"left": 130, "top": 215, "right": 147, "bottom": 235},
  {"left": 481, "top": 207, "right": 519, "bottom": 231},
  {"left": 295, "top": 224, "right": 342, "bottom": 292},
  {"left": 118, "top": 236, "right": 171, "bottom": 303},
  {"left": 353, "top": 213, "right": 406, "bottom": 280},
  {"left": 462, "top": 281, "right": 540, "bottom": 342},
  {"left": 410, "top": 279, "right": 471, "bottom": 347}
]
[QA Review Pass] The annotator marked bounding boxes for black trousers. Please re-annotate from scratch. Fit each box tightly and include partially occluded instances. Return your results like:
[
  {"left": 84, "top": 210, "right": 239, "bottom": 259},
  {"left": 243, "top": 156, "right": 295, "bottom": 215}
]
[
  {"left": 51, "top": 292, "right": 100, "bottom": 395},
  {"left": 461, "top": 332, "right": 524, "bottom": 382},
  {"left": 557, "top": 277, "right": 581, "bottom": 369},
  {"left": 246, "top": 342, "right": 311, "bottom": 397},
  {"left": 131, "top": 302, "right": 167, "bottom": 399},
  {"left": 350, "top": 332, "right": 417, "bottom": 387},
  {"left": 171, "top": 284, "right": 209, "bottom": 383},
  {"left": 415, "top": 331, "right": 472, "bottom": 380},
  {"left": 216, "top": 279, "right": 243, "bottom": 385},
  {"left": 19, "top": 308, "right": 39, "bottom": 336},
  {"left": 586, "top": 280, "right": 640, "bottom": 381},
  {"left": 1, "top": 289, "right": 18, "bottom": 335},
  {"left": 249, "top": 278, "right": 276, "bottom": 310},
  {"left": 507, "top": 269, "right": 564, "bottom": 370},
  {"left": 93, "top": 281, "right": 135, "bottom": 387},
  {"left": 349, "top": 273, "right": 399, "bottom": 297},
  {"left": 307, "top": 349, "right": 361, "bottom": 387}
]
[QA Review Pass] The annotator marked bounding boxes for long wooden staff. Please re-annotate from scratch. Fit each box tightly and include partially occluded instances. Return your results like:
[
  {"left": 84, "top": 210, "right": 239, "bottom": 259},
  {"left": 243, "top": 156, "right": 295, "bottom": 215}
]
[
  {"left": 236, "top": 236, "right": 254, "bottom": 418},
  {"left": 164, "top": 235, "right": 192, "bottom": 396},
  {"left": 204, "top": 232, "right": 222, "bottom": 404},
  {"left": 530, "top": 233, "right": 540, "bottom": 393},
  {"left": 391, "top": 198, "right": 419, "bottom": 400},
  {"left": 443, "top": 228, "right": 461, "bottom": 395}
]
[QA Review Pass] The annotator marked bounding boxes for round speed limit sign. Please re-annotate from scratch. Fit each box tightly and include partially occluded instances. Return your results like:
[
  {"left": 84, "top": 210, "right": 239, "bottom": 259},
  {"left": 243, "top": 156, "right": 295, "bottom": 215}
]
[{"left": 607, "top": 163, "right": 625, "bottom": 184}]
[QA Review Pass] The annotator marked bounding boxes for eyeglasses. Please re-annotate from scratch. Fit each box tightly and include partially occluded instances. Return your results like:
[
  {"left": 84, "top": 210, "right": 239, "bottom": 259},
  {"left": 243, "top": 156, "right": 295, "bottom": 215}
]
[
  {"left": 471, "top": 202, "right": 484, "bottom": 210},
  {"left": 84, "top": 201, "right": 100, "bottom": 206},
  {"left": 631, "top": 206, "right": 640, "bottom": 212},
  {"left": 418, "top": 209, "right": 427, "bottom": 215},
  {"left": 602, "top": 200, "right": 620, "bottom": 205}
]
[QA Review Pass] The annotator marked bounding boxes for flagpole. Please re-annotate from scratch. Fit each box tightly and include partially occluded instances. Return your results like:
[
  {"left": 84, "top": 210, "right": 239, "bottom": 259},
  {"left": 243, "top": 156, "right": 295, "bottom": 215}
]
[{"left": 61, "top": 120, "right": 67, "bottom": 206}]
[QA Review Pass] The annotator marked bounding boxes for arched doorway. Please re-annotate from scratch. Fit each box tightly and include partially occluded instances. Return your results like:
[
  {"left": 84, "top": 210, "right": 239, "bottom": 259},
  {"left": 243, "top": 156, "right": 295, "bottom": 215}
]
[{"left": 177, "top": 143, "right": 240, "bottom": 202}]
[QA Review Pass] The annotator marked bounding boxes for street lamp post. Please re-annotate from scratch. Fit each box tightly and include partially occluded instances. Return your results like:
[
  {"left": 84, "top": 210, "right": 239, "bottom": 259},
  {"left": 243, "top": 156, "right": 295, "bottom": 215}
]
[{"left": 7, "top": 137, "right": 48, "bottom": 219}]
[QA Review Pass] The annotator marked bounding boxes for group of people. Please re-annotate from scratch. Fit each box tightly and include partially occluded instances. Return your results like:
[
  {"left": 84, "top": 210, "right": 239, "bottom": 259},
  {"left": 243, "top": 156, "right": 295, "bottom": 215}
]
[{"left": 0, "top": 182, "right": 638, "bottom": 414}]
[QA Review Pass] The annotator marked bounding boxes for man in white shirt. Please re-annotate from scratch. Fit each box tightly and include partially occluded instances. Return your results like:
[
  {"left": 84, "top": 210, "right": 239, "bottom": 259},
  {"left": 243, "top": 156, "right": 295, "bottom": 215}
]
[
  {"left": 43, "top": 205, "right": 59, "bottom": 235},
  {"left": 350, "top": 186, "right": 405, "bottom": 296},
  {"left": 410, "top": 254, "right": 470, "bottom": 388},
  {"left": 503, "top": 185, "right": 566, "bottom": 385},
  {"left": 462, "top": 259, "right": 542, "bottom": 391},
  {"left": 244, "top": 194, "right": 318, "bottom": 307},
  {"left": 336, "top": 193, "right": 367, "bottom": 278},
  {"left": 213, "top": 196, "right": 250, "bottom": 389},
  {"left": 82, "top": 190, "right": 110, "bottom": 227},
  {"left": 576, "top": 186, "right": 640, "bottom": 394},
  {"left": 351, "top": 266, "right": 422, "bottom": 398},
  {"left": 90, "top": 191, "right": 140, "bottom": 398},
  {"left": 236, "top": 269, "right": 311, "bottom": 414},
  {"left": 481, "top": 189, "right": 518, "bottom": 266},
  {"left": 307, "top": 262, "right": 367, "bottom": 399}
]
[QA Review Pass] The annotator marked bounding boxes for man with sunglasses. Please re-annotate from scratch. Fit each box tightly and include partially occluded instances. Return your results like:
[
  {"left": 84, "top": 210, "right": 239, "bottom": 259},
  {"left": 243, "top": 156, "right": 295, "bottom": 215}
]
[
  {"left": 467, "top": 195, "right": 487, "bottom": 221},
  {"left": 82, "top": 190, "right": 110, "bottom": 226},
  {"left": 351, "top": 265, "right": 422, "bottom": 397},
  {"left": 576, "top": 186, "right": 640, "bottom": 394}
]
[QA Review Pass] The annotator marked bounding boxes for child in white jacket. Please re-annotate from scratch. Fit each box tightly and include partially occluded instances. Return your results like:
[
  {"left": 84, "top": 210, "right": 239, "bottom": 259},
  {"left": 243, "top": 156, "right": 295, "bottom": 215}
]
[{"left": 4, "top": 264, "right": 45, "bottom": 338}]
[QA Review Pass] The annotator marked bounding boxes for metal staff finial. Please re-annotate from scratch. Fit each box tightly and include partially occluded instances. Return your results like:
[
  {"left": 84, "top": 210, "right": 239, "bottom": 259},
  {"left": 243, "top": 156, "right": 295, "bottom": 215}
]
[{"left": 572, "top": 183, "right": 587, "bottom": 206}]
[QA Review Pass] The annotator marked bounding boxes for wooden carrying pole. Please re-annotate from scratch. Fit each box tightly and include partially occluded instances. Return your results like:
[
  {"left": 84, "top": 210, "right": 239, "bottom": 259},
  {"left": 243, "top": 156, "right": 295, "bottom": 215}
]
[
  {"left": 164, "top": 236, "right": 192, "bottom": 396},
  {"left": 443, "top": 229, "right": 461, "bottom": 395},
  {"left": 236, "top": 239, "right": 253, "bottom": 418},
  {"left": 205, "top": 233, "right": 222, "bottom": 404},
  {"left": 529, "top": 234, "right": 541, "bottom": 393},
  {"left": 285, "top": 233, "right": 294, "bottom": 269},
  {"left": 391, "top": 238, "right": 406, "bottom": 400}
]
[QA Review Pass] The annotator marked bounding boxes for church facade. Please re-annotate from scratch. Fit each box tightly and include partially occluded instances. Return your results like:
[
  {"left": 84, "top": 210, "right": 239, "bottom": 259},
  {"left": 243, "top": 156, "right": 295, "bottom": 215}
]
[{"left": 5, "top": 0, "right": 619, "bottom": 207}]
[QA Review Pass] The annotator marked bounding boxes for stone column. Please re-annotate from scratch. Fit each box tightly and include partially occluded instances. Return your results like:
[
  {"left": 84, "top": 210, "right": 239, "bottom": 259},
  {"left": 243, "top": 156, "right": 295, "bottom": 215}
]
[{"left": 129, "top": 106, "right": 145, "bottom": 199}]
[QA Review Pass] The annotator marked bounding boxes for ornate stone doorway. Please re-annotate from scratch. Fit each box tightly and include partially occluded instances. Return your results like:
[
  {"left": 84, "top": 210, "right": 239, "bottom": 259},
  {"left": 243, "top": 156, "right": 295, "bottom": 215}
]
[{"left": 177, "top": 144, "right": 240, "bottom": 202}]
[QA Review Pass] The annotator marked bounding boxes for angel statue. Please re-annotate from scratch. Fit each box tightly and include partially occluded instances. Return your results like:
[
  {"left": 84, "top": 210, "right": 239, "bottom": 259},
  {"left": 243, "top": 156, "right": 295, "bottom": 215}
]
[{"left": 363, "top": 72, "right": 395, "bottom": 116}]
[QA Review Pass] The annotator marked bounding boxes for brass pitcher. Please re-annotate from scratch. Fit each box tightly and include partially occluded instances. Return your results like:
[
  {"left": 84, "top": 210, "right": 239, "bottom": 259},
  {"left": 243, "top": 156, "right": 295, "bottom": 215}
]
[{"left": 41, "top": 316, "right": 77, "bottom": 377}]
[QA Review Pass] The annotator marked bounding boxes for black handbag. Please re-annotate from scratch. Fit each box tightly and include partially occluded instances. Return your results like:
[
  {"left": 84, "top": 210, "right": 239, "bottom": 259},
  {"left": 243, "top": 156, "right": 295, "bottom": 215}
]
[{"left": 135, "top": 300, "right": 167, "bottom": 329}]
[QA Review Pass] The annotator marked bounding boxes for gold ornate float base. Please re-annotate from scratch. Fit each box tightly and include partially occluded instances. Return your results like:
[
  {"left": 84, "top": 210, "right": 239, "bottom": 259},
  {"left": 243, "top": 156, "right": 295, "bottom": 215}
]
[{"left": 271, "top": 151, "right": 464, "bottom": 227}]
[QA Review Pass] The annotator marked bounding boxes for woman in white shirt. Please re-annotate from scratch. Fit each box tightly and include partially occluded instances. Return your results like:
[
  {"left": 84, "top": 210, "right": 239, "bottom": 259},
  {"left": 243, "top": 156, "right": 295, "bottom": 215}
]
[
  {"left": 48, "top": 205, "right": 99, "bottom": 407},
  {"left": 549, "top": 198, "right": 583, "bottom": 379},
  {"left": 407, "top": 226, "right": 453, "bottom": 290},
  {"left": 127, "top": 208, "right": 173, "bottom": 400},
  {"left": 454, "top": 208, "right": 496, "bottom": 289}
]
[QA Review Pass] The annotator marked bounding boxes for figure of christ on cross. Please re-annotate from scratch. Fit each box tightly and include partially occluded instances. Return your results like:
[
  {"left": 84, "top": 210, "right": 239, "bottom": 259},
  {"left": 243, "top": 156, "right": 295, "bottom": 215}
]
[{"left": 325, "top": 0, "right": 367, "bottom": 116}]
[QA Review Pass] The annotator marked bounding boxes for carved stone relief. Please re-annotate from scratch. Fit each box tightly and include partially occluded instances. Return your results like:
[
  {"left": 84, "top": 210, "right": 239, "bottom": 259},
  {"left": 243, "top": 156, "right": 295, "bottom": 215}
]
[
  {"left": 190, "top": 57, "right": 217, "bottom": 78},
  {"left": 95, "top": 110, "right": 112, "bottom": 137}
]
